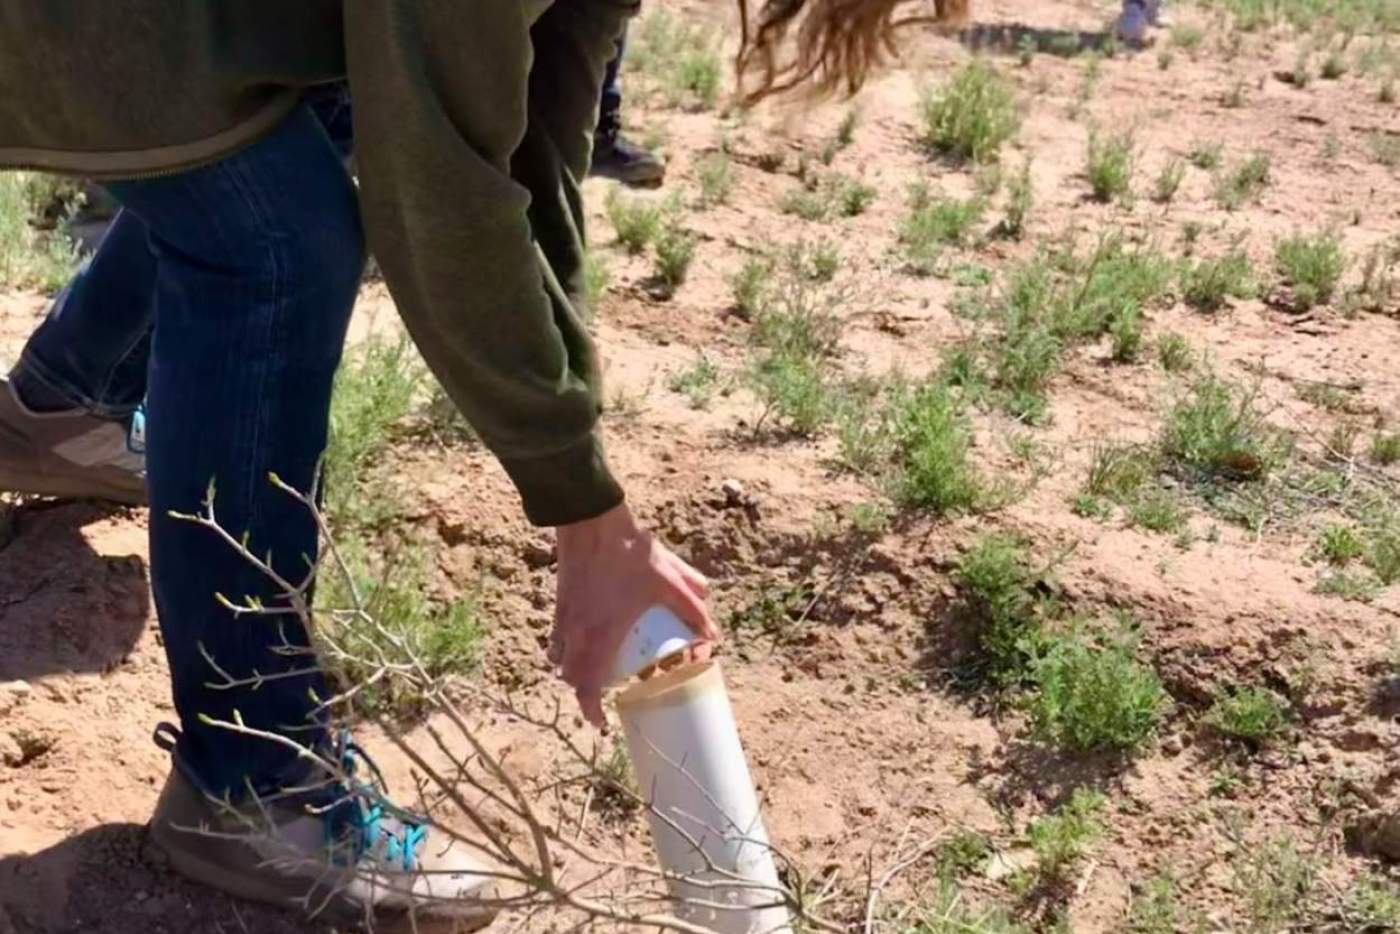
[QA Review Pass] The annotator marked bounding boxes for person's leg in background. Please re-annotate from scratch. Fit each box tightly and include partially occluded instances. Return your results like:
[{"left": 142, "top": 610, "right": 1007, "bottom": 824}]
[
  {"left": 589, "top": 22, "right": 667, "bottom": 186},
  {"left": 1117, "top": 0, "right": 1166, "bottom": 44},
  {"left": 0, "top": 83, "right": 355, "bottom": 507},
  {"left": 0, "top": 209, "right": 153, "bottom": 503}
]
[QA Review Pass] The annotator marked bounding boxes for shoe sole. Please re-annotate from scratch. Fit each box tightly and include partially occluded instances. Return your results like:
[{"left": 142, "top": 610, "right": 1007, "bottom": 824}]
[
  {"left": 0, "top": 463, "right": 146, "bottom": 506},
  {"left": 150, "top": 821, "right": 497, "bottom": 934},
  {"left": 588, "top": 165, "right": 666, "bottom": 188}
]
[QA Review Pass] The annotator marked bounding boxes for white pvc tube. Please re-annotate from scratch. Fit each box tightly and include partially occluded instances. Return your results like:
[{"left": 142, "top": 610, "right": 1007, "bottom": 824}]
[{"left": 616, "top": 661, "right": 792, "bottom": 934}]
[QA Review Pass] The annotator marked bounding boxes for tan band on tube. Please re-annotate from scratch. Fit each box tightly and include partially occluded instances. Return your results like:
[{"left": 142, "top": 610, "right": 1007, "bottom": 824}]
[{"left": 616, "top": 660, "right": 724, "bottom": 714}]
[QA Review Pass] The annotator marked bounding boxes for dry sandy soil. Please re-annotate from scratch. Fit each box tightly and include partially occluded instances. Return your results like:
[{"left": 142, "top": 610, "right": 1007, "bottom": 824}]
[{"left": 2, "top": 0, "right": 1400, "bottom": 931}]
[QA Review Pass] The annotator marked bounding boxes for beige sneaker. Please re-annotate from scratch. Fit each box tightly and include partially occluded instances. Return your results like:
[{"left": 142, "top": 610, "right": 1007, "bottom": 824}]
[
  {"left": 149, "top": 731, "right": 499, "bottom": 933},
  {"left": 0, "top": 376, "right": 146, "bottom": 505}
]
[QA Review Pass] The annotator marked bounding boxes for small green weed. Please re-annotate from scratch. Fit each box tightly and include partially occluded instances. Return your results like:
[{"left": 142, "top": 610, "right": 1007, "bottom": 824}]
[
  {"left": 1157, "top": 333, "right": 1195, "bottom": 372},
  {"left": 1128, "top": 872, "right": 1205, "bottom": 934},
  {"left": 668, "top": 354, "right": 722, "bottom": 409},
  {"left": 326, "top": 335, "right": 425, "bottom": 528},
  {"left": 1026, "top": 624, "right": 1169, "bottom": 753},
  {"left": 590, "top": 740, "right": 641, "bottom": 818},
  {"left": 1153, "top": 158, "right": 1187, "bottom": 203},
  {"left": 780, "top": 185, "right": 831, "bottom": 221},
  {"left": 892, "top": 382, "right": 987, "bottom": 514},
  {"left": 1001, "top": 161, "right": 1033, "bottom": 239},
  {"left": 1029, "top": 788, "right": 1105, "bottom": 880},
  {"left": 1162, "top": 376, "right": 1287, "bottom": 482},
  {"left": 835, "top": 175, "right": 878, "bottom": 217},
  {"left": 731, "top": 255, "right": 774, "bottom": 318},
  {"left": 1317, "top": 567, "right": 1382, "bottom": 601},
  {"left": 750, "top": 353, "right": 834, "bottom": 436},
  {"left": 1172, "top": 23, "right": 1206, "bottom": 50},
  {"left": 1372, "top": 432, "right": 1400, "bottom": 465},
  {"left": 583, "top": 251, "right": 610, "bottom": 313},
  {"left": 1206, "top": 686, "right": 1292, "bottom": 744},
  {"left": 954, "top": 534, "right": 1048, "bottom": 684},
  {"left": 901, "top": 185, "right": 986, "bottom": 275},
  {"left": 317, "top": 537, "right": 484, "bottom": 715},
  {"left": 1318, "top": 523, "right": 1365, "bottom": 565},
  {"left": 1214, "top": 153, "right": 1272, "bottom": 210},
  {"left": 1369, "top": 131, "right": 1400, "bottom": 168},
  {"left": 606, "top": 190, "right": 664, "bottom": 254},
  {"left": 921, "top": 59, "right": 1021, "bottom": 164},
  {"left": 1086, "top": 129, "right": 1136, "bottom": 203},
  {"left": 697, "top": 152, "right": 735, "bottom": 208},
  {"left": 1232, "top": 835, "right": 1318, "bottom": 933},
  {"left": 1188, "top": 140, "right": 1224, "bottom": 170},
  {"left": 1275, "top": 231, "right": 1346, "bottom": 310},
  {"left": 1348, "top": 876, "right": 1400, "bottom": 929},
  {"left": 1345, "top": 238, "right": 1400, "bottom": 314},
  {"left": 1129, "top": 490, "right": 1188, "bottom": 533},
  {"left": 653, "top": 220, "right": 697, "bottom": 297},
  {"left": 1180, "top": 250, "right": 1256, "bottom": 313},
  {"left": 910, "top": 881, "right": 1030, "bottom": 934},
  {"left": 936, "top": 831, "right": 994, "bottom": 880},
  {"left": 0, "top": 171, "right": 81, "bottom": 293}
]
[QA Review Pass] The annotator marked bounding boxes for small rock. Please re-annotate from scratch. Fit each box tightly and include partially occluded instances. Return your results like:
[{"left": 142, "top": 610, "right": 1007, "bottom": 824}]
[
  {"left": 720, "top": 478, "right": 745, "bottom": 506},
  {"left": 0, "top": 734, "right": 22, "bottom": 768},
  {"left": 0, "top": 681, "right": 31, "bottom": 716},
  {"left": 1348, "top": 810, "right": 1400, "bottom": 862},
  {"left": 1162, "top": 734, "right": 1184, "bottom": 757}
]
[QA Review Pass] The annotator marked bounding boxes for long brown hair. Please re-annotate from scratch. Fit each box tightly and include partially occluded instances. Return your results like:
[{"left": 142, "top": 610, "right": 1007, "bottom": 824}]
[{"left": 735, "top": 0, "right": 951, "bottom": 104}]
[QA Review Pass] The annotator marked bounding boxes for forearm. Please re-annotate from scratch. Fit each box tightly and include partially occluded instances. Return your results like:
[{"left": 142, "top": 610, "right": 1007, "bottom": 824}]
[{"left": 345, "top": 0, "right": 626, "bottom": 525}]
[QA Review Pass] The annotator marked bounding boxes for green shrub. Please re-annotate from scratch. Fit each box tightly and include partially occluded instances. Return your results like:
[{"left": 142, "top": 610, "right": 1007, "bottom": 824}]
[
  {"left": 668, "top": 354, "right": 722, "bottom": 409},
  {"left": 835, "top": 176, "right": 878, "bottom": 216},
  {"left": 1206, "top": 686, "right": 1291, "bottom": 744},
  {"left": 1317, "top": 523, "right": 1365, "bottom": 565},
  {"left": 1188, "top": 140, "right": 1223, "bottom": 170},
  {"left": 921, "top": 60, "right": 1021, "bottom": 164},
  {"left": 326, "top": 335, "right": 426, "bottom": 528},
  {"left": 1153, "top": 158, "right": 1186, "bottom": 203},
  {"left": 1128, "top": 489, "right": 1188, "bottom": 533},
  {"left": 1001, "top": 161, "right": 1034, "bottom": 239},
  {"left": 750, "top": 352, "right": 834, "bottom": 436},
  {"left": 1372, "top": 433, "right": 1400, "bottom": 465},
  {"left": 1029, "top": 789, "right": 1105, "bottom": 879},
  {"left": 1157, "top": 333, "right": 1195, "bottom": 372},
  {"left": 954, "top": 535, "right": 1046, "bottom": 683},
  {"left": 697, "top": 152, "right": 734, "bottom": 207},
  {"left": 317, "top": 537, "right": 484, "bottom": 715},
  {"left": 892, "top": 383, "right": 985, "bottom": 514},
  {"left": 1086, "top": 129, "right": 1136, "bottom": 203},
  {"left": 1275, "top": 231, "right": 1346, "bottom": 310},
  {"left": 1162, "top": 376, "right": 1287, "bottom": 482},
  {"left": 1214, "top": 153, "right": 1271, "bottom": 210},
  {"left": 0, "top": 171, "right": 81, "bottom": 293},
  {"left": 653, "top": 221, "right": 697, "bottom": 296},
  {"left": 901, "top": 185, "right": 986, "bottom": 274},
  {"left": 1026, "top": 626, "right": 1169, "bottom": 752},
  {"left": 1180, "top": 251, "right": 1256, "bottom": 312},
  {"left": 731, "top": 256, "right": 774, "bottom": 318},
  {"left": 606, "top": 190, "right": 664, "bottom": 253}
]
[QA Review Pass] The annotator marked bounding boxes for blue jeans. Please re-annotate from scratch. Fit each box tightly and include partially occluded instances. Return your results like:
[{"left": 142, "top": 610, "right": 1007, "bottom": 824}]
[
  {"left": 11, "top": 86, "right": 353, "bottom": 418},
  {"left": 598, "top": 26, "right": 626, "bottom": 128},
  {"left": 16, "top": 97, "right": 365, "bottom": 799}
]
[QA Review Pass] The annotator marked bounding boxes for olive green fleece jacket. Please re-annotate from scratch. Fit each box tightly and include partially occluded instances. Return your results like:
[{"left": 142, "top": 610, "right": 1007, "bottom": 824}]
[{"left": 0, "top": 0, "right": 636, "bottom": 527}]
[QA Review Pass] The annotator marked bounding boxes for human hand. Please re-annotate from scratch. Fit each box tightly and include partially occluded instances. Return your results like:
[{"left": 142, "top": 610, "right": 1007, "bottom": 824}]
[{"left": 550, "top": 503, "right": 719, "bottom": 726}]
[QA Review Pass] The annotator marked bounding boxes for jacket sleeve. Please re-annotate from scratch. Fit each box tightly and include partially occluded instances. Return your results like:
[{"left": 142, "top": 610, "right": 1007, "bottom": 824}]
[{"left": 343, "top": 0, "right": 634, "bottom": 526}]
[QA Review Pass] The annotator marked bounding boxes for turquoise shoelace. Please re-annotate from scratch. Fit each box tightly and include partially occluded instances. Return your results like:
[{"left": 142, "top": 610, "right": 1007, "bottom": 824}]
[{"left": 334, "top": 733, "right": 429, "bottom": 873}]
